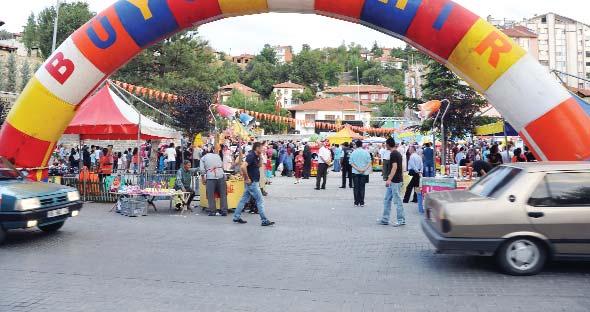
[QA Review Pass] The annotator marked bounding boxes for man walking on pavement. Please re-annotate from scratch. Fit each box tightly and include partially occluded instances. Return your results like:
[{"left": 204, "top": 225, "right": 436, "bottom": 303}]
[
  {"left": 339, "top": 142, "right": 354, "bottom": 189},
  {"left": 315, "top": 140, "right": 332, "bottom": 190},
  {"left": 200, "top": 147, "right": 228, "bottom": 216},
  {"left": 349, "top": 140, "right": 372, "bottom": 207},
  {"left": 233, "top": 142, "right": 275, "bottom": 226},
  {"left": 380, "top": 138, "right": 406, "bottom": 227}
]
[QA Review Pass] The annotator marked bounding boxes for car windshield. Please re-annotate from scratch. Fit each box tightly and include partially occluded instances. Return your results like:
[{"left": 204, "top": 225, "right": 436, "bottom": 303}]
[
  {"left": 469, "top": 166, "right": 523, "bottom": 198},
  {"left": 0, "top": 157, "right": 23, "bottom": 180}
]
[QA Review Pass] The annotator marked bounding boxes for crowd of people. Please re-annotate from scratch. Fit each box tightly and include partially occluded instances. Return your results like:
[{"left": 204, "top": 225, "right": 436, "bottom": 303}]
[{"left": 50, "top": 135, "right": 536, "bottom": 228}]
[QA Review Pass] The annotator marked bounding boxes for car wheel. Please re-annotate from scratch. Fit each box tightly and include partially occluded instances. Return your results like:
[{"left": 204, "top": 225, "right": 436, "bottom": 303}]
[
  {"left": 38, "top": 221, "right": 65, "bottom": 233},
  {"left": 0, "top": 226, "right": 6, "bottom": 245},
  {"left": 496, "top": 237, "right": 547, "bottom": 276}
]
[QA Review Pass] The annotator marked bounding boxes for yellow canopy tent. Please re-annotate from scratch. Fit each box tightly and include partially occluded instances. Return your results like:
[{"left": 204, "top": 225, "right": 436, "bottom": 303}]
[{"left": 328, "top": 127, "right": 363, "bottom": 145}]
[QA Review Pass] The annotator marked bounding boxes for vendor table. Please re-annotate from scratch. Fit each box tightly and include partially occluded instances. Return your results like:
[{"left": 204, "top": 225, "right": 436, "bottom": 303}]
[
  {"left": 110, "top": 191, "right": 193, "bottom": 215},
  {"left": 198, "top": 179, "right": 245, "bottom": 210}
]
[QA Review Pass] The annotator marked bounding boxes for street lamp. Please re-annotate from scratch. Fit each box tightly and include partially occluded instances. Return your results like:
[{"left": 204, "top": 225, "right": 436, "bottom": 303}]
[{"left": 51, "top": 0, "right": 61, "bottom": 52}]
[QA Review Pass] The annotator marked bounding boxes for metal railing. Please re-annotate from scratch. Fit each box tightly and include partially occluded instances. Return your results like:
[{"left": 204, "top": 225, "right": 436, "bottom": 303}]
[{"left": 59, "top": 170, "right": 197, "bottom": 203}]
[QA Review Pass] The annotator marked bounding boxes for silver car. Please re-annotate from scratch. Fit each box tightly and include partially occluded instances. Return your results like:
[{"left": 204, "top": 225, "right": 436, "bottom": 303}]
[{"left": 422, "top": 162, "right": 590, "bottom": 275}]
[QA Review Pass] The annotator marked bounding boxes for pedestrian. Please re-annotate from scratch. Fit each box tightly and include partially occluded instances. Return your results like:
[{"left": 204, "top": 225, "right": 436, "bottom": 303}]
[
  {"left": 422, "top": 142, "right": 435, "bottom": 177},
  {"left": 379, "top": 143, "right": 391, "bottom": 181},
  {"left": 315, "top": 140, "right": 332, "bottom": 190},
  {"left": 349, "top": 140, "right": 372, "bottom": 207},
  {"left": 332, "top": 144, "right": 343, "bottom": 172},
  {"left": 193, "top": 145, "right": 202, "bottom": 168},
  {"left": 98, "top": 148, "right": 113, "bottom": 190},
  {"left": 165, "top": 143, "right": 176, "bottom": 172},
  {"left": 340, "top": 142, "right": 354, "bottom": 189},
  {"left": 380, "top": 138, "right": 406, "bottom": 227},
  {"left": 403, "top": 146, "right": 423, "bottom": 203},
  {"left": 512, "top": 148, "right": 527, "bottom": 162},
  {"left": 455, "top": 146, "right": 466, "bottom": 165},
  {"left": 302, "top": 144, "right": 312, "bottom": 179},
  {"left": 294, "top": 148, "right": 304, "bottom": 184},
  {"left": 233, "top": 142, "right": 275, "bottom": 226},
  {"left": 487, "top": 144, "right": 503, "bottom": 168},
  {"left": 200, "top": 146, "right": 228, "bottom": 216},
  {"left": 68, "top": 148, "right": 80, "bottom": 170},
  {"left": 175, "top": 160, "right": 197, "bottom": 212},
  {"left": 82, "top": 146, "right": 91, "bottom": 169},
  {"left": 132, "top": 148, "right": 140, "bottom": 173},
  {"left": 116, "top": 152, "right": 123, "bottom": 173}
]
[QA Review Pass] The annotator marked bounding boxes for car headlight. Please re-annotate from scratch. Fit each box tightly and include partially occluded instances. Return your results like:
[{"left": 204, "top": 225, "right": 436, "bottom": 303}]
[
  {"left": 16, "top": 198, "right": 41, "bottom": 211},
  {"left": 67, "top": 191, "right": 80, "bottom": 202}
]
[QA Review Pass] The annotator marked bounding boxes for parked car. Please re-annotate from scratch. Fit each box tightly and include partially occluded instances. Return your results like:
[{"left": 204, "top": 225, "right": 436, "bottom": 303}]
[
  {"left": 0, "top": 157, "right": 82, "bottom": 244},
  {"left": 422, "top": 162, "right": 590, "bottom": 275}
]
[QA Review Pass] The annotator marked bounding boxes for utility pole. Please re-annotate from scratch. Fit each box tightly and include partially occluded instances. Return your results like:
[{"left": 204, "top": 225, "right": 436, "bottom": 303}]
[{"left": 51, "top": 0, "right": 61, "bottom": 52}]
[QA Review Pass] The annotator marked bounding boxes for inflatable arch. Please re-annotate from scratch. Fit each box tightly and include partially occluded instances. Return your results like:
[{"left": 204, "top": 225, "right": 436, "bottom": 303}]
[{"left": 2, "top": 0, "right": 590, "bottom": 180}]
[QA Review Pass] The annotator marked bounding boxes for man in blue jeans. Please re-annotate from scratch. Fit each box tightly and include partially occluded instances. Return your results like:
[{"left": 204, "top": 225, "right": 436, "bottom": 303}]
[
  {"left": 380, "top": 138, "right": 406, "bottom": 227},
  {"left": 233, "top": 142, "right": 275, "bottom": 227}
]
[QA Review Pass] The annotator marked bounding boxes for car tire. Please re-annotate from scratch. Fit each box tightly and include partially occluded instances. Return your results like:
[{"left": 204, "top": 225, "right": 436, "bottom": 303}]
[
  {"left": 38, "top": 221, "right": 65, "bottom": 233},
  {"left": 496, "top": 237, "right": 547, "bottom": 276},
  {"left": 0, "top": 226, "right": 6, "bottom": 245}
]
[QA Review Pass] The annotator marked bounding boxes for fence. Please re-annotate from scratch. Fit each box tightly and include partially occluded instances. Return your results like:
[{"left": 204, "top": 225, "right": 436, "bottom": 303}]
[{"left": 60, "top": 171, "right": 198, "bottom": 203}]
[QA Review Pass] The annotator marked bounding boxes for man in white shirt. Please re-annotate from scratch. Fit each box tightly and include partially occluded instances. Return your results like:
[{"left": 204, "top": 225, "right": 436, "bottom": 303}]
[
  {"left": 165, "top": 143, "right": 177, "bottom": 172},
  {"left": 404, "top": 146, "right": 423, "bottom": 203},
  {"left": 315, "top": 140, "right": 332, "bottom": 190}
]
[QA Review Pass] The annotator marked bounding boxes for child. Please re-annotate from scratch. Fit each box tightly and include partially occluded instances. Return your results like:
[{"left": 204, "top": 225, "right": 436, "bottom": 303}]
[
  {"left": 294, "top": 151, "right": 304, "bottom": 184},
  {"left": 265, "top": 157, "right": 273, "bottom": 180}
]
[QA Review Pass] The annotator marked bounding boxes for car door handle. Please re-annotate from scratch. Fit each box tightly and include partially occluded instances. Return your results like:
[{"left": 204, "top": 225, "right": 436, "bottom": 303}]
[{"left": 528, "top": 212, "right": 545, "bottom": 218}]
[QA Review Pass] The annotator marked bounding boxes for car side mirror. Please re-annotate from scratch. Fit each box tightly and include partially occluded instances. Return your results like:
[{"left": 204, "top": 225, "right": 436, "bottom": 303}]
[
  {"left": 20, "top": 170, "right": 29, "bottom": 177},
  {"left": 508, "top": 195, "right": 516, "bottom": 203}
]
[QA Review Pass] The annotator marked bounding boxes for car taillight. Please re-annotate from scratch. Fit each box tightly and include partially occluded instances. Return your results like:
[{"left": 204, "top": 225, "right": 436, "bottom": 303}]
[{"left": 441, "top": 219, "right": 452, "bottom": 233}]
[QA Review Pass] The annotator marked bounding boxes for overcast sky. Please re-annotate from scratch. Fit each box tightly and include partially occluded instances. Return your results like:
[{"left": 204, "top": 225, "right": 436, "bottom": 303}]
[{"left": 2, "top": 0, "right": 589, "bottom": 54}]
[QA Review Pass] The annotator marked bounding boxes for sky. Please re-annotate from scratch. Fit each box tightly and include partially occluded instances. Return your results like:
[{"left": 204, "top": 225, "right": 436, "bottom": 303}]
[{"left": 1, "top": 0, "right": 589, "bottom": 54}]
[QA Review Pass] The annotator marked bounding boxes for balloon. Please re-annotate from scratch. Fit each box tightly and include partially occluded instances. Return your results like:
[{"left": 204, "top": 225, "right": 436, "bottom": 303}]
[{"left": 216, "top": 104, "right": 238, "bottom": 118}]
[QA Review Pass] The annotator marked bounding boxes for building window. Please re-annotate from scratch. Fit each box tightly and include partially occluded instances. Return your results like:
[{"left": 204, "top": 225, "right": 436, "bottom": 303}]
[
  {"left": 586, "top": 51, "right": 590, "bottom": 58},
  {"left": 586, "top": 62, "right": 590, "bottom": 66},
  {"left": 324, "top": 115, "right": 336, "bottom": 121},
  {"left": 305, "top": 114, "right": 316, "bottom": 122},
  {"left": 284, "top": 98, "right": 288, "bottom": 105},
  {"left": 382, "top": 94, "right": 389, "bottom": 100},
  {"left": 541, "top": 17, "right": 547, "bottom": 23},
  {"left": 344, "top": 115, "right": 356, "bottom": 121},
  {"left": 361, "top": 94, "right": 369, "bottom": 100},
  {"left": 371, "top": 94, "right": 379, "bottom": 101}
]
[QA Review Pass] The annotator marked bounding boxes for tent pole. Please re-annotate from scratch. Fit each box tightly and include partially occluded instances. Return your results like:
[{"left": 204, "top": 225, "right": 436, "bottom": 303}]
[{"left": 108, "top": 79, "right": 173, "bottom": 120}]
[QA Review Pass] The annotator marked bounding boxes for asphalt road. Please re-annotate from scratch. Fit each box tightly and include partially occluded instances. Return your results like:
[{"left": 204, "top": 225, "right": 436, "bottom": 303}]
[{"left": 1, "top": 172, "right": 589, "bottom": 312}]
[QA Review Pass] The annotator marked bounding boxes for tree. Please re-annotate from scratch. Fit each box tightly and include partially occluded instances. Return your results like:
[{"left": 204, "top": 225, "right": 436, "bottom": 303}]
[
  {"left": 19, "top": 59, "right": 31, "bottom": 91},
  {"left": 292, "top": 87, "right": 316, "bottom": 103},
  {"left": 290, "top": 44, "right": 324, "bottom": 91},
  {"left": 419, "top": 60, "right": 486, "bottom": 139},
  {"left": 215, "top": 61, "right": 242, "bottom": 87},
  {"left": 241, "top": 58, "right": 279, "bottom": 98},
  {"left": 37, "top": 2, "right": 94, "bottom": 58},
  {"left": 0, "top": 57, "right": 5, "bottom": 91},
  {"left": 6, "top": 53, "right": 17, "bottom": 92},
  {"left": 170, "top": 89, "right": 213, "bottom": 138},
  {"left": 114, "top": 31, "right": 218, "bottom": 94},
  {"left": 22, "top": 13, "right": 39, "bottom": 55},
  {"left": 0, "top": 30, "right": 13, "bottom": 40},
  {"left": 371, "top": 41, "right": 383, "bottom": 57}
]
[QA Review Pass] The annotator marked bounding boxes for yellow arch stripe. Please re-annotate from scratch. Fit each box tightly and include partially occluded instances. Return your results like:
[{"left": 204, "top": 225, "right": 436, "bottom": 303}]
[
  {"left": 447, "top": 19, "right": 526, "bottom": 92},
  {"left": 6, "top": 77, "right": 77, "bottom": 142},
  {"left": 218, "top": 0, "right": 269, "bottom": 15}
]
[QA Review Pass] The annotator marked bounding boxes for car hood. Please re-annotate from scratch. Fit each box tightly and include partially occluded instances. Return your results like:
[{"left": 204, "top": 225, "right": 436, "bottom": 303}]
[{"left": 0, "top": 180, "right": 73, "bottom": 199}]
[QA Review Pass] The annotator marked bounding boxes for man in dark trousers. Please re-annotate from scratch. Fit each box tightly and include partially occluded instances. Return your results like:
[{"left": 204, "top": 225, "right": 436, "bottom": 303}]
[
  {"left": 233, "top": 142, "right": 275, "bottom": 226},
  {"left": 339, "top": 142, "right": 354, "bottom": 189},
  {"left": 315, "top": 140, "right": 332, "bottom": 190}
]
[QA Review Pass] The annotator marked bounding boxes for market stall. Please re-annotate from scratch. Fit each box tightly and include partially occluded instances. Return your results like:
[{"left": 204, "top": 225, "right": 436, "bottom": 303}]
[
  {"left": 328, "top": 127, "right": 363, "bottom": 145},
  {"left": 198, "top": 175, "right": 245, "bottom": 210}
]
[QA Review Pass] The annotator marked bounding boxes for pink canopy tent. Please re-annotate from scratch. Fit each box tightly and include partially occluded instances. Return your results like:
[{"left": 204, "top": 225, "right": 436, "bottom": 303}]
[{"left": 64, "top": 84, "right": 180, "bottom": 140}]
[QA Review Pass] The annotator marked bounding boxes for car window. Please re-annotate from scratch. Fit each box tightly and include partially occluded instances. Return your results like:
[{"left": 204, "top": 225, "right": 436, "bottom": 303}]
[
  {"left": 469, "top": 166, "right": 523, "bottom": 198},
  {"left": 529, "top": 172, "right": 590, "bottom": 207}
]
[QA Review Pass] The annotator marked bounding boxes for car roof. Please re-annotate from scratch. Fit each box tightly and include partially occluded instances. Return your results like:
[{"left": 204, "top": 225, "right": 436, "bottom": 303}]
[{"left": 503, "top": 161, "right": 590, "bottom": 173}]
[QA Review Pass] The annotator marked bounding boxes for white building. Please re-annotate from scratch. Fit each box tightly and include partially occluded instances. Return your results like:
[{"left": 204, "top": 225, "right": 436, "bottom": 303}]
[
  {"left": 289, "top": 96, "right": 372, "bottom": 135},
  {"left": 522, "top": 13, "right": 590, "bottom": 89},
  {"left": 272, "top": 45, "right": 293, "bottom": 64},
  {"left": 273, "top": 81, "right": 305, "bottom": 108}
]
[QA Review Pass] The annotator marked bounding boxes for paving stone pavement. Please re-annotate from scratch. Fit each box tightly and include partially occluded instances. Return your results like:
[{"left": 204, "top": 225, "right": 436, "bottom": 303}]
[{"left": 1, "top": 172, "right": 589, "bottom": 312}]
